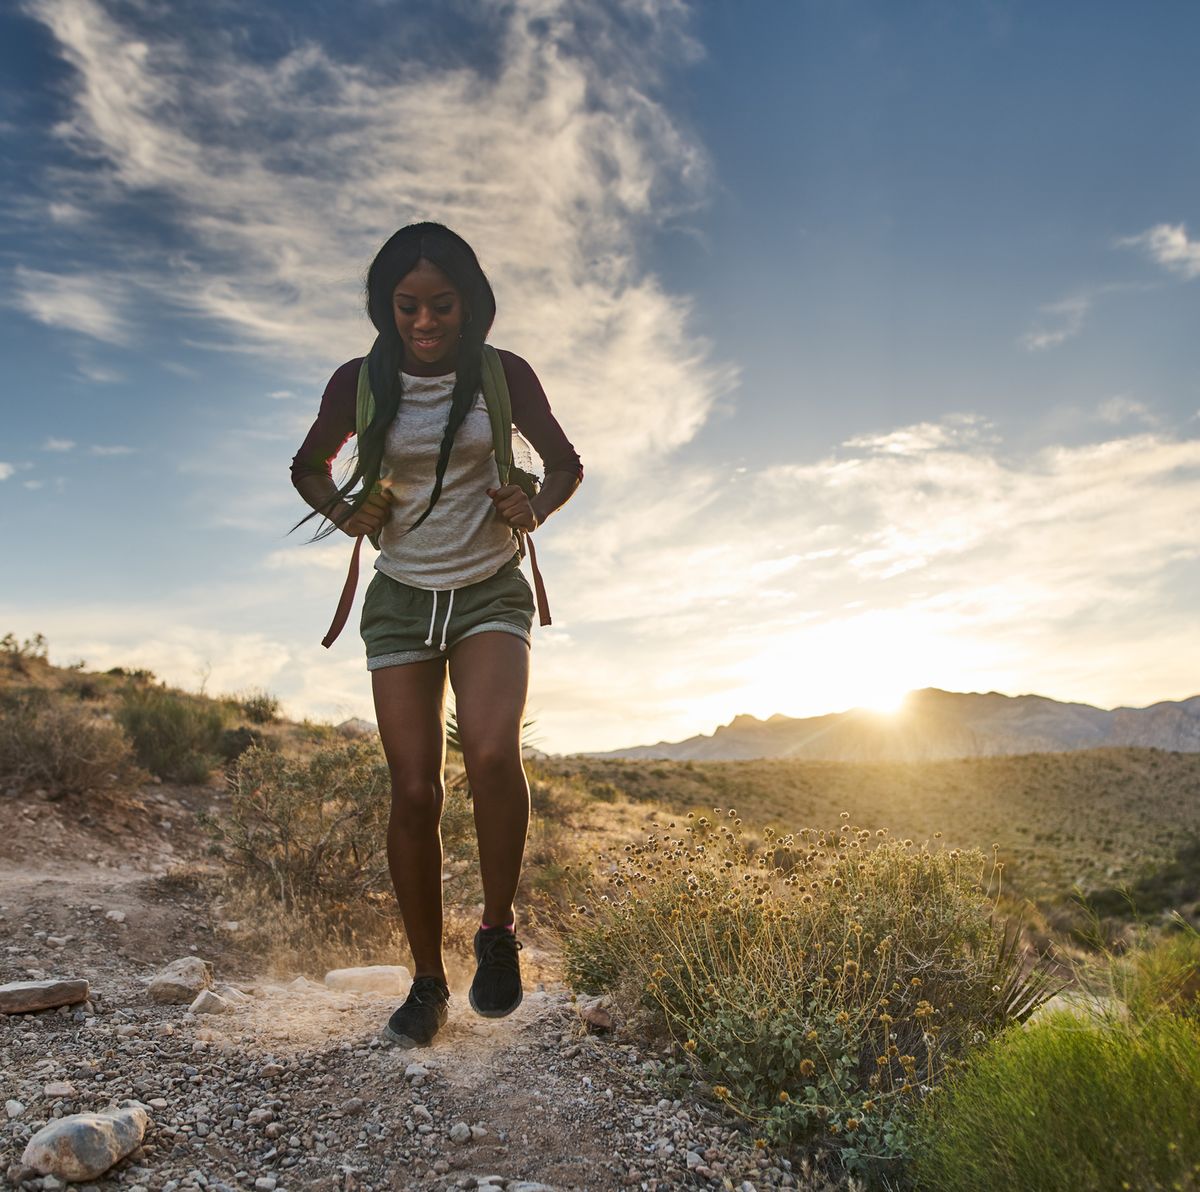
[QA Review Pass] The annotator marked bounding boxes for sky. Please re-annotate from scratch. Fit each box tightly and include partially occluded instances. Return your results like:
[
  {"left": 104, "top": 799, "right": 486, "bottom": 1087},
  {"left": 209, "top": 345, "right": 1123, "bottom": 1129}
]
[{"left": 1, "top": 0, "right": 1197, "bottom": 754}]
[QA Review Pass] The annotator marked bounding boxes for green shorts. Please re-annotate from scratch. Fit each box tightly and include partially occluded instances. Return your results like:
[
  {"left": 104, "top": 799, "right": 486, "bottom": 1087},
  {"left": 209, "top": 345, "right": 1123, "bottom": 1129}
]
[{"left": 361, "top": 552, "right": 534, "bottom": 670}]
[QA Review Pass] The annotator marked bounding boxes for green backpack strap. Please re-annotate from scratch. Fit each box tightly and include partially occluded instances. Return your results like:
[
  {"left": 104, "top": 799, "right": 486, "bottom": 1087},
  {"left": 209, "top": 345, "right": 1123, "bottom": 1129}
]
[{"left": 480, "top": 344, "right": 512, "bottom": 487}]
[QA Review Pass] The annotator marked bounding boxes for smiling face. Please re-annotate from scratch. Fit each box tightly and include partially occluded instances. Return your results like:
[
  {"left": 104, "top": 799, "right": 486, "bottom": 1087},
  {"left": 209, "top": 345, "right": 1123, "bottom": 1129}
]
[{"left": 392, "top": 259, "right": 466, "bottom": 375}]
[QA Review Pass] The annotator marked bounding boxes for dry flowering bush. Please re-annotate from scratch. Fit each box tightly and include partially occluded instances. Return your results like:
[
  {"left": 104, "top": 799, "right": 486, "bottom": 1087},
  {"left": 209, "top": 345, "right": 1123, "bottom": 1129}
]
[{"left": 563, "top": 809, "right": 1058, "bottom": 1180}]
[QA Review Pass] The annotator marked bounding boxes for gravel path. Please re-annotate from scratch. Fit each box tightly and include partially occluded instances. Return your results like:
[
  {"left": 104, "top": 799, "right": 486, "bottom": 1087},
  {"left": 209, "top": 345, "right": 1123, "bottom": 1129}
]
[{"left": 1, "top": 827, "right": 822, "bottom": 1191}]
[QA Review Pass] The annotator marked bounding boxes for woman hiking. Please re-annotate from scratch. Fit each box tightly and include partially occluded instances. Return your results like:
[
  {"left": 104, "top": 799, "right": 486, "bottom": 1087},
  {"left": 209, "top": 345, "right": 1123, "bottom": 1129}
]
[{"left": 290, "top": 222, "right": 583, "bottom": 1046}]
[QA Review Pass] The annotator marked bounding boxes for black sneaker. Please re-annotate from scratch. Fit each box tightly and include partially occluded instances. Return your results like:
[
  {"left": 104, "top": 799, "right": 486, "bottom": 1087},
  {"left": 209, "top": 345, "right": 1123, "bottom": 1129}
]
[
  {"left": 382, "top": 975, "right": 450, "bottom": 1047},
  {"left": 469, "top": 925, "right": 524, "bottom": 1018}
]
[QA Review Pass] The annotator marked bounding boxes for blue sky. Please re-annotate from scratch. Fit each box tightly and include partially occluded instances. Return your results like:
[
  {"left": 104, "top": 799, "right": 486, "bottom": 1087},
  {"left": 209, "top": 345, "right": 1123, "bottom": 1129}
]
[{"left": 1, "top": 0, "right": 1197, "bottom": 753}]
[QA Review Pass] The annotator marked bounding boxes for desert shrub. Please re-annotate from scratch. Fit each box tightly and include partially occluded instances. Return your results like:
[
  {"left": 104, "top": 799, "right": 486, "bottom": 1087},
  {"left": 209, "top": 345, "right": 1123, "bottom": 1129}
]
[
  {"left": 218, "top": 725, "right": 266, "bottom": 764},
  {"left": 563, "top": 812, "right": 1058, "bottom": 1182},
  {"left": 236, "top": 688, "right": 280, "bottom": 725},
  {"left": 204, "top": 741, "right": 479, "bottom": 963},
  {"left": 912, "top": 1012, "right": 1200, "bottom": 1191},
  {"left": 1, "top": 632, "right": 48, "bottom": 675},
  {"left": 118, "top": 687, "right": 226, "bottom": 783},
  {"left": 0, "top": 697, "right": 144, "bottom": 795}
]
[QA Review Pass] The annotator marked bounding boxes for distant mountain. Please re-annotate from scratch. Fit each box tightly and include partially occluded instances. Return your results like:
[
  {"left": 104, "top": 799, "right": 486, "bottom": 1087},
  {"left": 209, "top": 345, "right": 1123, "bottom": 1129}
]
[{"left": 588, "top": 690, "right": 1200, "bottom": 762}]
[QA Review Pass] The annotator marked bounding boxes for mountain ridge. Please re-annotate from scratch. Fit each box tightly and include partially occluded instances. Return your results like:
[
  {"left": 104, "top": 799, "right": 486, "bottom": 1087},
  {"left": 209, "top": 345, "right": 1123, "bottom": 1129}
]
[{"left": 587, "top": 688, "right": 1200, "bottom": 761}]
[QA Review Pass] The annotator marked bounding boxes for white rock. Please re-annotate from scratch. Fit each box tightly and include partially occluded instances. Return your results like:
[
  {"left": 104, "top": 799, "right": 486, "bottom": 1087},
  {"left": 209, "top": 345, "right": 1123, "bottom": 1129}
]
[
  {"left": 21, "top": 1106, "right": 149, "bottom": 1181},
  {"left": 6, "top": 1099, "right": 25, "bottom": 1119},
  {"left": 448, "top": 1121, "right": 471, "bottom": 1144},
  {"left": 470, "top": 1124, "right": 487, "bottom": 1139},
  {"left": 324, "top": 965, "right": 411, "bottom": 995},
  {"left": 103, "top": 910, "right": 126, "bottom": 924},
  {"left": 254, "top": 1178, "right": 277, "bottom": 1191},
  {"left": 404, "top": 1062, "right": 429, "bottom": 1081},
  {"left": 189, "top": 990, "right": 230, "bottom": 1015},
  {"left": 147, "top": 957, "right": 213, "bottom": 1005},
  {"left": 44, "top": 1082, "right": 77, "bottom": 1098}
]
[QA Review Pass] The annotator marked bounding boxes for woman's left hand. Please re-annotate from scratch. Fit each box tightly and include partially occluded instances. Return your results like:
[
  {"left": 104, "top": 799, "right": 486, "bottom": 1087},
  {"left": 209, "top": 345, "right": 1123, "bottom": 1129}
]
[{"left": 486, "top": 484, "right": 540, "bottom": 532}]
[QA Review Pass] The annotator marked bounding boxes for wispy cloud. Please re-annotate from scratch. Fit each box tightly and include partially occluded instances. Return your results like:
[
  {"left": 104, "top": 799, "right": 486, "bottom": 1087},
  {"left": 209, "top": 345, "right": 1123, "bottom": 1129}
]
[
  {"left": 1119, "top": 222, "right": 1200, "bottom": 280},
  {"left": 89, "top": 444, "right": 135, "bottom": 456},
  {"left": 22, "top": 0, "right": 731, "bottom": 477},
  {"left": 1021, "top": 294, "right": 1090, "bottom": 351},
  {"left": 527, "top": 416, "right": 1200, "bottom": 747},
  {"left": 42, "top": 437, "right": 76, "bottom": 452},
  {"left": 1097, "top": 396, "right": 1156, "bottom": 426},
  {"left": 0, "top": 463, "right": 14, "bottom": 481},
  {"left": 11, "top": 264, "right": 131, "bottom": 344}
]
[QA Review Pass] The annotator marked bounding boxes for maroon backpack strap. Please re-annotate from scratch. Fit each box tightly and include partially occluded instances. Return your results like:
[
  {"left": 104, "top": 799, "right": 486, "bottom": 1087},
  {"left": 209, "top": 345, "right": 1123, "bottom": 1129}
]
[
  {"left": 523, "top": 531, "right": 551, "bottom": 627},
  {"left": 322, "top": 534, "right": 364, "bottom": 648}
]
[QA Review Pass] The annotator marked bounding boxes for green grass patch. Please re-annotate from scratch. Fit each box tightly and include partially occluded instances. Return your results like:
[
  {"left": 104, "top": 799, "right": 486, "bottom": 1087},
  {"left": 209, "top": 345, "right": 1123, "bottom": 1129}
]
[{"left": 912, "top": 1012, "right": 1200, "bottom": 1191}]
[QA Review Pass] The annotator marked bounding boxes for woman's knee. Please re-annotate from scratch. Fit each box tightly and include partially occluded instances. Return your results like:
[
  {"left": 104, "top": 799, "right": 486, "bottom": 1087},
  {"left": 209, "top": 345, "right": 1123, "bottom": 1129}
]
[
  {"left": 463, "top": 740, "right": 524, "bottom": 787},
  {"left": 389, "top": 777, "right": 444, "bottom": 827}
]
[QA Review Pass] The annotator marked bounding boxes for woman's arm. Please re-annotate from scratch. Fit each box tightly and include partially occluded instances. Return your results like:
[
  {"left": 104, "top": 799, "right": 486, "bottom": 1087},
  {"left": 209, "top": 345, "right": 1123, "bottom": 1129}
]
[{"left": 291, "top": 358, "right": 383, "bottom": 535}]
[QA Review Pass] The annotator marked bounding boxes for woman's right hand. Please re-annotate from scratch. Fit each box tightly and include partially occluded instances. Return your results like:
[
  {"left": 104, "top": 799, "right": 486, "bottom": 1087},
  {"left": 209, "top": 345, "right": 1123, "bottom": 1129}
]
[{"left": 339, "top": 489, "right": 393, "bottom": 538}]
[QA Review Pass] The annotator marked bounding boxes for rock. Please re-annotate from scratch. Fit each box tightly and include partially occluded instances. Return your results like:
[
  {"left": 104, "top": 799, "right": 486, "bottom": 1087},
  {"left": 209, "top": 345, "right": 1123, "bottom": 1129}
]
[
  {"left": 258, "top": 1063, "right": 285, "bottom": 1079},
  {"left": 6, "top": 1100, "right": 25, "bottom": 1119},
  {"left": 0, "top": 978, "right": 90, "bottom": 1015},
  {"left": 582, "top": 1006, "right": 613, "bottom": 1034},
  {"left": 324, "top": 965, "right": 411, "bottom": 995},
  {"left": 147, "top": 957, "right": 213, "bottom": 1004},
  {"left": 214, "top": 983, "right": 253, "bottom": 1005},
  {"left": 44, "top": 1083, "right": 77, "bottom": 1099},
  {"left": 254, "top": 1178, "right": 277, "bottom": 1191},
  {"left": 46, "top": 936, "right": 69, "bottom": 947},
  {"left": 470, "top": 1124, "right": 487, "bottom": 1139},
  {"left": 448, "top": 1121, "right": 471, "bottom": 1144},
  {"left": 21, "top": 1106, "right": 148, "bottom": 1181},
  {"left": 336, "top": 717, "right": 377, "bottom": 739},
  {"left": 686, "top": 1150, "right": 702, "bottom": 1169},
  {"left": 509, "top": 1185, "right": 559, "bottom": 1192},
  {"left": 247, "top": 1108, "right": 274, "bottom": 1126},
  {"left": 104, "top": 910, "right": 126, "bottom": 924},
  {"left": 342, "top": 1098, "right": 364, "bottom": 1114},
  {"left": 189, "top": 990, "right": 230, "bottom": 1015},
  {"left": 404, "top": 1062, "right": 430, "bottom": 1081},
  {"left": 1027, "top": 992, "right": 1129, "bottom": 1026}
]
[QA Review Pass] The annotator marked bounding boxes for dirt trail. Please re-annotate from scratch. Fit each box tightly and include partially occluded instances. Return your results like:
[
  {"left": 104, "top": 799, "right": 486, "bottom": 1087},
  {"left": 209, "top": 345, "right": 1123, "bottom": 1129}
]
[{"left": 1, "top": 789, "right": 809, "bottom": 1192}]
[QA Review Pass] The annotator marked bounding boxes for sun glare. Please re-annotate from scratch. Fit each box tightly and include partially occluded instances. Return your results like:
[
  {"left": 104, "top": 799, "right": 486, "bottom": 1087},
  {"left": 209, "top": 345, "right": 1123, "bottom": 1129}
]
[{"left": 718, "top": 609, "right": 987, "bottom": 724}]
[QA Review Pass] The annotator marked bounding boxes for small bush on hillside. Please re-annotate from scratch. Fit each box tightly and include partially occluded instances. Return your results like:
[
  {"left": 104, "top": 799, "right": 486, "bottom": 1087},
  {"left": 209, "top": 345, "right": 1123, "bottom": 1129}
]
[
  {"left": 237, "top": 689, "right": 280, "bottom": 725},
  {"left": 912, "top": 1012, "right": 1200, "bottom": 1191},
  {"left": 118, "top": 687, "right": 226, "bottom": 783},
  {"left": 218, "top": 725, "right": 266, "bottom": 764},
  {"left": 1, "top": 632, "right": 48, "bottom": 674},
  {"left": 0, "top": 697, "right": 144, "bottom": 795},
  {"left": 563, "top": 812, "right": 1058, "bottom": 1182}
]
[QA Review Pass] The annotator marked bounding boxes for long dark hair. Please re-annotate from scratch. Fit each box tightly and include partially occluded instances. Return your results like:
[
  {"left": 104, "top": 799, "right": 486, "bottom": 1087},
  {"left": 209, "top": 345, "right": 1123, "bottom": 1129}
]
[{"left": 301, "top": 221, "right": 497, "bottom": 540}]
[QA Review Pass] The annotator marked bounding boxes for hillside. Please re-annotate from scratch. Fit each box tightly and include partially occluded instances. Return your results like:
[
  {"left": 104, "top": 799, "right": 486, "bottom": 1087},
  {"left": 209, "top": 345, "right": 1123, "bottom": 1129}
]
[
  {"left": 543, "top": 748, "right": 1200, "bottom": 908},
  {"left": 591, "top": 687, "right": 1200, "bottom": 761}
]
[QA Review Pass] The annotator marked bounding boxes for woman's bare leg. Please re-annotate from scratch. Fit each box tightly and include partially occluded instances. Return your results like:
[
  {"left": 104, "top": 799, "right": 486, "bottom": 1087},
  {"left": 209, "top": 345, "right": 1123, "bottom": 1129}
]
[
  {"left": 448, "top": 632, "right": 531, "bottom": 928},
  {"left": 372, "top": 658, "right": 449, "bottom": 982}
]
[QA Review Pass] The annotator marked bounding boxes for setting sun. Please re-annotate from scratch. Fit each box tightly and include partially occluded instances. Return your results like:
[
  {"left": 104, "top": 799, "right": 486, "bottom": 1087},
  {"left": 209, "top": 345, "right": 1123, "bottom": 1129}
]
[{"left": 717, "top": 608, "right": 1001, "bottom": 725}]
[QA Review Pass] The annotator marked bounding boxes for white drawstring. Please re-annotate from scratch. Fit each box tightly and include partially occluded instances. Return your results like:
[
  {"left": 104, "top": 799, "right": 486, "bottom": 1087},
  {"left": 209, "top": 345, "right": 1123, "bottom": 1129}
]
[
  {"left": 438, "top": 588, "right": 455, "bottom": 651},
  {"left": 424, "top": 588, "right": 456, "bottom": 651}
]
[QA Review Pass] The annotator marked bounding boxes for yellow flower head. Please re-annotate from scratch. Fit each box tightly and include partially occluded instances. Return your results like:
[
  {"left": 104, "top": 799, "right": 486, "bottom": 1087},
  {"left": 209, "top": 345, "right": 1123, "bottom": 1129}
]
[
  {"left": 778, "top": 1090, "right": 790, "bottom": 1103},
  {"left": 799, "top": 1058, "right": 816, "bottom": 1077}
]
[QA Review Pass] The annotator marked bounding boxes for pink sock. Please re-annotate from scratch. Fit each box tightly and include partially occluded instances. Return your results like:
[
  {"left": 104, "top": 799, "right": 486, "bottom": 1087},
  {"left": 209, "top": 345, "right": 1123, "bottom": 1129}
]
[{"left": 480, "top": 918, "right": 515, "bottom": 933}]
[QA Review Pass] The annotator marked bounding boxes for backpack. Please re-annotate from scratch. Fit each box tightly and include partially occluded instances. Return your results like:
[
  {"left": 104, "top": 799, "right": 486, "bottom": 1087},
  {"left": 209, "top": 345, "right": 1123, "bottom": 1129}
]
[{"left": 321, "top": 344, "right": 551, "bottom": 647}]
